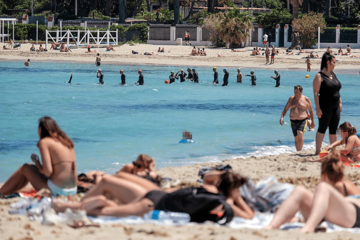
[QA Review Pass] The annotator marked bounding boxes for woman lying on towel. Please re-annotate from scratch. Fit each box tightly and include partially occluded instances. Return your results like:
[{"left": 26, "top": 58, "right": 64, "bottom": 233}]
[
  {"left": 79, "top": 154, "right": 160, "bottom": 187},
  {"left": 265, "top": 150, "right": 360, "bottom": 232},
  {"left": 52, "top": 171, "right": 254, "bottom": 224},
  {"left": 309, "top": 122, "right": 360, "bottom": 163},
  {"left": 0, "top": 116, "right": 77, "bottom": 197}
]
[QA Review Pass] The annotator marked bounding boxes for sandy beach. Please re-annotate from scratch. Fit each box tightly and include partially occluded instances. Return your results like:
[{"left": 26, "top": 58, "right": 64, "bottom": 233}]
[
  {"left": 2, "top": 43, "right": 360, "bottom": 239},
  {"left": 1, "top": 43, "right": 360, "bottom": 71},
  {"left": 2, "top": 149, "right": 360, "bottom": 240}
]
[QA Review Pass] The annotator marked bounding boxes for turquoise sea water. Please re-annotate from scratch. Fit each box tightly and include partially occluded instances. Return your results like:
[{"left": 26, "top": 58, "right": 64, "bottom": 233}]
[{"left": 1, "top": 61, "right": 360, "bottom": 182}]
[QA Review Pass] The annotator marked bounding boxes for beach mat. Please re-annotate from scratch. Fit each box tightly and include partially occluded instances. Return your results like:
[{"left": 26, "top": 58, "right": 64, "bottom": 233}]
[{"left": 319, "top": 151, "right": 360, "bottom": 168}]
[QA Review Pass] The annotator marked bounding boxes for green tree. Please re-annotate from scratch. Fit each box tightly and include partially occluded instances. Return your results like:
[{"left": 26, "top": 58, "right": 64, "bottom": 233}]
[
  {"left": 292, "top": 12, "right": 326, "bottom": 48},
  {"left": 255, "top": 8, "right": 292, "bottom": 29},
  {"left": 291, "top": 0, "right": 303, "bottom": 20},
  {"left": 204, "top": 8, "right": 253, "bottom": 47},
  {"left": 242, "top": 0, "right": 284, "bottom": 9}
]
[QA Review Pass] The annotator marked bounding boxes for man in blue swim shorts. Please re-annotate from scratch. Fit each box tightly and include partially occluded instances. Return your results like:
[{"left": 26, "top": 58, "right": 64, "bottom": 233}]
[{"left": 280, "top": 85, "right": 315, "bottom": 151}]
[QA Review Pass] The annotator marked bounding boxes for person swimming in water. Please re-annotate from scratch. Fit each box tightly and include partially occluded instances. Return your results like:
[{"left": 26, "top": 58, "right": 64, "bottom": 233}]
[
  {"left": 186, "top": 68, "right": 193, "bottom": 81},
  {"left": 97, "top": 69, "right": 104, "bottom": 84},
  {"left": 222, "top": 69, "right": 229, "bottom": 86},
  {"left": 175, "top": 69, "right": 187, "bottom": 82},
  {"left": 169, "top": 71, "right": 176, "bottom": 84},
  {"left": 213, "top": 67, "right": 219, "bottom": 84},
  {"left": 246, "top": 71, "right": 257, "bottom": 86},
  {"left": 68, "top": 72, "right": 73, "bottom": 83},
  {"left": 120, "top": 70, "right": 126, "bottom": 85},
  {"left": 24, "top": 59, "right": 30, "bottom": 67},
  {"left": 179, "top": 131, "right": 194, "bottom": 143},
  {"left": 135, "top": 70, "right": 144, "bottom": 85},
  {"left": 271, "top": 70, "right": 280, "bottom": 87},
  {"left": 192, "top": 69, "right": 199, "bottom": 83},
  {"left": 237, "top": 68, "right": 243, "bottom": 83}
]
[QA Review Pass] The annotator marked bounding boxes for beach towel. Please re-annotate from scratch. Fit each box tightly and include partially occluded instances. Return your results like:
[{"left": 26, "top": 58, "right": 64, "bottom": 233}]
[{"left": 319, "top": 151, "right": 360, "bottom": 168}]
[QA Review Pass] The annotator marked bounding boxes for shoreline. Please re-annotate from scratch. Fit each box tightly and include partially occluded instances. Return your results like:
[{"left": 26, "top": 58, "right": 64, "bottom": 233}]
[{"left": 1, "top": 43, "right": 360, "bottom": 73}]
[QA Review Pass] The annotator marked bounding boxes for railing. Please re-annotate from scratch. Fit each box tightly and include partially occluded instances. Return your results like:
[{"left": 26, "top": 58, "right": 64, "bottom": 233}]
[
  {"left": 45, "top": 29, "right": 118, "bottom": 49},
  {"left": 340, "top": 29, "right": 357, "bottom": 43},
  {"left": 320, "top": 29, "right": 336, "bottom": 43}
]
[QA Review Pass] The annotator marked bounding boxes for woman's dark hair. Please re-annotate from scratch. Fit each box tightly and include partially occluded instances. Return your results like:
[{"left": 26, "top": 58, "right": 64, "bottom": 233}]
[
  {"left": 217, "top": 171, "right": 247, "bottom": 197},
  {"left": 37, "top": 116, "right": 74, "bottom": 149},
  {"left": 339, "top": 122, "right": 357, "bottom": 143},
  {"left": 320, "top": 52, "right": 335, "bottom": 70},
  {"left": 321, "top": 150, "right": 344, "bottom": 183}
]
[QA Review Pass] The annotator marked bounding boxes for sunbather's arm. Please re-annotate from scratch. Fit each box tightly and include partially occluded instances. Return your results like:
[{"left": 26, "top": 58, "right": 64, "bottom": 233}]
[{"left": 227, "top": 197, "right": 254, "bottom": 219}]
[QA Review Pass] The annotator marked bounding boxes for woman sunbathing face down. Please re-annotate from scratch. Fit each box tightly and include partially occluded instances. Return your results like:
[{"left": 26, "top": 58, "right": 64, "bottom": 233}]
[
  {"left": 117, "top": 154, "right": 155, "bottom": 176},
  {"left": 265, "top": 150, "right": 360, "bottom": 232},
  {"left": 52, "top": 171, "right": 254, "bottom": 223}
]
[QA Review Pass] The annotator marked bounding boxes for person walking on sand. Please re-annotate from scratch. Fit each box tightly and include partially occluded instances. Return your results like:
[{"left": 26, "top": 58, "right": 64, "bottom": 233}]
[
  {"left": 213, "top": 67, "right": 219, "bottom": 84},
  {"left": 120, "top": 70, "right": 126, "bottom": 85},
  {"left": 24, "top": 59, "right": 30, "bottom": 66},
  {"left": 270, "top": 70, "right": 280, "bottom": 87},
  {"left": 222, "top": 69, "right": 229, "bottom": 86},
  {"left": 306, "top": 57, "right": 312, "bottom": 72},
  {"left": 265, "top": 45, "right": 270, "bottom": 65},
  {"left": 313, "top": 53, "right": 342, "bottom": 155},
  {"left": 263, "top": 33, "right": 268, "bottom": 47},
  {"left": 135, "top": 70, "right": 144, "bottom": 85},
  {"left": 246, "top": 71, "right": 257, "bottom": 86},
  {"left": 184, "top": 31, "right": 191, "bottom": 46},
  {"left": 280, "top": 85, "right": 315, "bottom": 151},
  {"left": 271, "top": 45, "right": 276, "bottom": 64},
  {"left": 237, "top": 68, "right": 243, "bottom": 83},
  {"left": 95, "top": 53, "right": 101, "bottom": 66}
]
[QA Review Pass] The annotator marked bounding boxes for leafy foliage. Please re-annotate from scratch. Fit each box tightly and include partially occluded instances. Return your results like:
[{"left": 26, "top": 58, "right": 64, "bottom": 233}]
[
  {"left": 88, "top": 10, "right": 111, "bottom": 20},
  {"left": 135, "top": 8, "right": 182, "bottom": 23},
  {"left": 188, "top": 9, "right": 210, "bottom": 24},
  {"left": 255, "top": 8, "right": 292, "bottom": 29},
  {"left": 292, "top": 12, "right": 326, "bottom": 48},
  {"left": 242, "top": 0, "right": 284, "bottom": 9},
  {"left": 203, "top": 8, "right": 253, "bottom": 47}
]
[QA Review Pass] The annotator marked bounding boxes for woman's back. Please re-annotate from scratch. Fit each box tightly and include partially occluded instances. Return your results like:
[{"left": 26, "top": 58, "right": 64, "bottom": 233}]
[
  {"left": 334, "top": 179, "right": 360, "bottom": 196},
  {"left": 40, "top": 137, "right": 76, "bottom": 188}
]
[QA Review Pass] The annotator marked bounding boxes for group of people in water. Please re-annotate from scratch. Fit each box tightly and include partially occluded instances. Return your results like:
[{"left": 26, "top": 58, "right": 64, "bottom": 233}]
[{"left": 1, "top": 115, "right": 360, "bottom": 233}]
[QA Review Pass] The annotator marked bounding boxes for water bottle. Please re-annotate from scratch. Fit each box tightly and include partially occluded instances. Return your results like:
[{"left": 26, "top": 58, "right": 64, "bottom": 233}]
[{"left": 143, "top": 210, "right": 190, "bottom": 224}]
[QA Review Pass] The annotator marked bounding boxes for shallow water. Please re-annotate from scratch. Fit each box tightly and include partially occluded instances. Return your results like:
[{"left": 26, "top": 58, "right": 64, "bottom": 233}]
[{"left": 0, "top": 61, "right": 359, "bottom": 182}]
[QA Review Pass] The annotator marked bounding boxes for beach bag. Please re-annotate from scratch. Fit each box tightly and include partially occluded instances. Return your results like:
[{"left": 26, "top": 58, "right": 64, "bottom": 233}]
[{"left": 155, "top": 187, "right": 233, "bottom": 224}]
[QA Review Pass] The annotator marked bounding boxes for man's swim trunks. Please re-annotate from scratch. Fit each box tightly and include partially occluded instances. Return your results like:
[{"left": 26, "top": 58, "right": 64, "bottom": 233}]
[{"left": 290, "top": 118, "right": 308, "bottom": 137}]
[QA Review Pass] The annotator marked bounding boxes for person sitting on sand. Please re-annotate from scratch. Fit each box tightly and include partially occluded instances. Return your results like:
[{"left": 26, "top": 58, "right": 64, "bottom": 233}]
[
  {"left": 144, "top": 52, "right": 154, "bottom": 55},
  {"left": 36, "top": 44, "right": 45, "bottom": 52},
  {"left": 50, "top": 42, "right": 61, "bottom": 50},
  {"left": 338, "top": 47, "right": 343, "bottom": 55},
  {"left": 256, "top": 47, "right": 261, "bottom": 55},
  {"left": 265, "top": 150, "right": 360, "bottom": 232},
  {"left": 309, "top": 122, "right": 360, "bottom": 163},
  {"left": 280, "top": 85, "right": 315, "bottom": 151},
  {"left": 86, "top": 45, "right": 96, "bottom": 53},
  {"left": 157, "top": 47, "right": 165, "bottom": 53},
  {"left": 30, "top": 44, "right": 36, "bottom": 51},
  {"left": 250, "top": 48, "right": 257, "bottom": 56},
  {"left": 201, "top": 48, "right": 207, "bottom": 56},
  {"left": 346, "top": 45, "right": 352, "bottom": 55},
  {"left": 60, "top": 43, "right": 71, "bottom": 52},
  {"left": 326, "top": 46, "right": 332, "bottom": 54},
  {"left": 106, "top": 45, "right": 115, "bottom": 51},
  {"left": 0, "top": 116, "right": 77, "bottom": 198},
  {"left": 52, "top": 171, "right": 254, "bottom": 223},
  {"left": 190, "top": 46, "right": 197, "bottom": 56},
  {"left": 24, "top": 59, "right": 30, "bottom": 67},
  {"left": 310, "top": 52, "right": 319, "bottom": 58}
]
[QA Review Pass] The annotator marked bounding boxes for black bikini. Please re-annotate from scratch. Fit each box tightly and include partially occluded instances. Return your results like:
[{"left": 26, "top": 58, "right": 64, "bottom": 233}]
[{"left": 343, "top": 183, "right": 360, "bottom": 228}]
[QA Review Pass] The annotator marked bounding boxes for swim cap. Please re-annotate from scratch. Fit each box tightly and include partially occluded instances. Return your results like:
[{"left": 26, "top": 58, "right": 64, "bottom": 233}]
[
  {"left": 237, "top": 68, "right": 241, "bottom": 71},
  {"left": 250, "top": 71, "right": 254, "bottom": 74},
  {"left": 192, "top": 69, "right": 196, "bottom": 71},
  {"left": 139, "top": 69, "right": 142, "bottom": 73},
  {"left": 181, "top": 69, "right": 184, "bottom": 71},
  {"left": 213, "top": 67, "right": 217, "bottom": 70},
  {"left": 98, "top": 69, "right": 102, "bottom": 72},
  {"left": 223, "top": 69, "right": 226, "bottom": 72},
  {"left": 187, "top": 68, "right": 191, "bottom": 71},
  {"left": 171, "top": 71, "right": 174, "bottom": 74}
]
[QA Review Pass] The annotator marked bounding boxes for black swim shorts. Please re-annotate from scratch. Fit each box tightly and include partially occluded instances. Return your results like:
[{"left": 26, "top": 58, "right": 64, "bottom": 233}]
[
  {"left": 290, "top": 118, "right": 308, "bottom": 137},
  {"left": 96, "top": 62, "right": 101, "bottom": 66}
]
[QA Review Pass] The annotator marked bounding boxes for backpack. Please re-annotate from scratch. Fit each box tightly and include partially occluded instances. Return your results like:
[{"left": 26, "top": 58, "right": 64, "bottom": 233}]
[{"left": 155, "top": 187, "right": 233, "bottom": 224}]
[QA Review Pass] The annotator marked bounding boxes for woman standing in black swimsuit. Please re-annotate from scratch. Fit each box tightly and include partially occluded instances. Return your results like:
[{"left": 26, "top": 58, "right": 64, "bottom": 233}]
[{"left": 313, "top": 53, "right": 342, "bottom": 155}]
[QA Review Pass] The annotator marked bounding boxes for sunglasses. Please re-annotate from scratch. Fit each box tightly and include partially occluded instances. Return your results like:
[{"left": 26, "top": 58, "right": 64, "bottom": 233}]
[{"left": 132, "top": 161, "right": 142, "bottom": 169}]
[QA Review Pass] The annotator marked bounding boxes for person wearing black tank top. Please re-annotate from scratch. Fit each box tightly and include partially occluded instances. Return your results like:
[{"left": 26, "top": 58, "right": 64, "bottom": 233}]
[{"left": 313, "top": 53, "right": 342, "bottom": 155}]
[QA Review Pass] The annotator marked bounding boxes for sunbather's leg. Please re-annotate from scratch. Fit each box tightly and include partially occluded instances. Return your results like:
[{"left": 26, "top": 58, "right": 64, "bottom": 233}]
[
  {"left": 113, "top": 172, "right": 161, "bottom": 192},
  {"left": 264, "top": 186, "right": 313, "bottom": 229},
  {"left": 0, "top": 164, "right": 48, "bottom": 195},
  {"left": 82, "top": 195, "right": 154, "bottom": 217},
  {"left": 81, "top": 175, "right": 148, "bottom": 204},
  {"left": 301, "top": 182, "right": 358, "bottom": 233}
]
